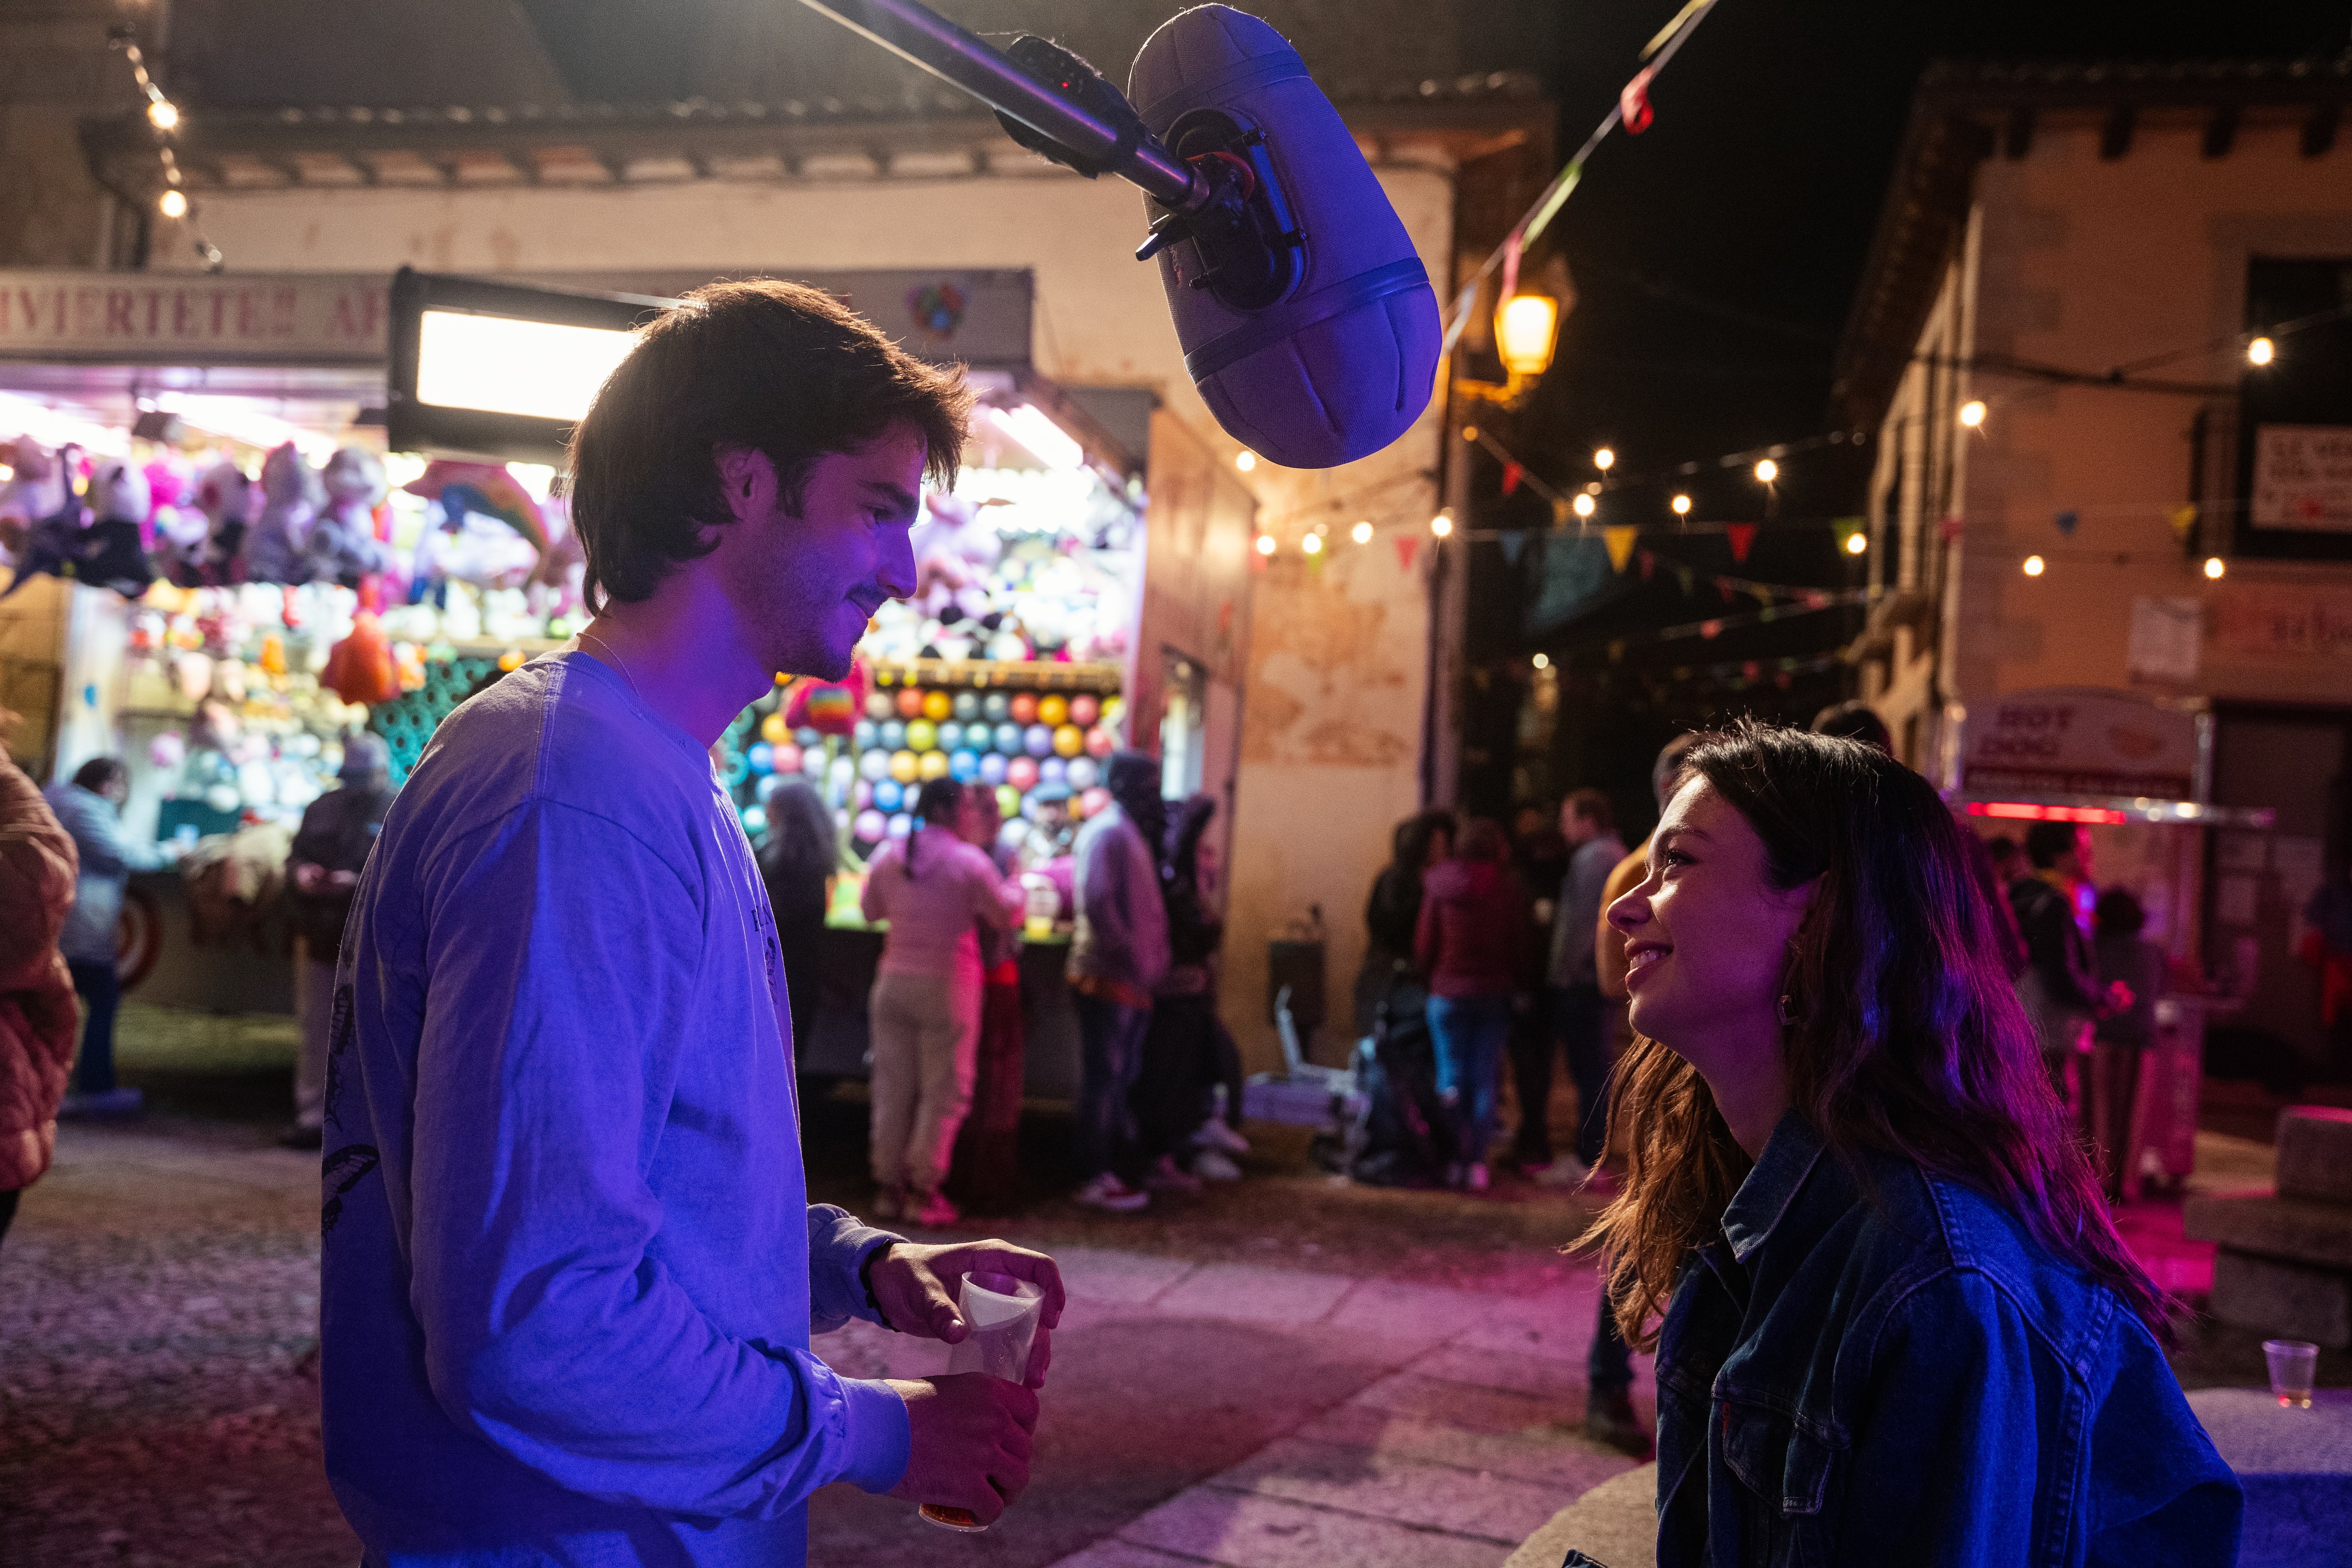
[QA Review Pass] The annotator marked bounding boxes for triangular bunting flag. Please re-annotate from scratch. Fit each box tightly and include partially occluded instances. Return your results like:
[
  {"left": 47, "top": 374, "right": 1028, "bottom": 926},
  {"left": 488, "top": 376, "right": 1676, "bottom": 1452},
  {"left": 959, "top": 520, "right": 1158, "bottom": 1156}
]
[
  {"left": 2055, "top": 509, "right": 2079, "bottom": 536},
  {"left": 1638, "top": 550, "right": 1656, "bottom": 582},
  {"left": 1726, "top": 523, "right": 1756, "bottom": 563},
  {"left": 1501, "top": 462, "right": 1525, "bottom": 497},
  {"left": 1603, "top": 525, "right": 1638, "bottom": 573},
  {"left": 1552, "top": 497, "right": 1573, "bottom": 528},
  {"left": 1607, "top": 640, "right": 1626, "bottom": 663},
  {"left": 1938, "top": 514, "right": 1965, "bottom": 543},
  {"left": 2168, "top": 504, "right": 2199, "bottom": 544},
  {"left": 1700, "top": 620, "right": 1723, "bottom": 639},
  {"left": 1716, "top": 579, "right": 1734, "bottom": 604},
  {"left": 1742, "top": 661, "right": 1760, "bottom": 681},
  {"left": 1395, "top": 535, "right": 1421, "bottom": 573},
  {"left": 1500, "top": 531, "right": 1526, "bottom": 566},
  {"left": 1675, "top": 566, "right": 1696, "bottom": 594}
]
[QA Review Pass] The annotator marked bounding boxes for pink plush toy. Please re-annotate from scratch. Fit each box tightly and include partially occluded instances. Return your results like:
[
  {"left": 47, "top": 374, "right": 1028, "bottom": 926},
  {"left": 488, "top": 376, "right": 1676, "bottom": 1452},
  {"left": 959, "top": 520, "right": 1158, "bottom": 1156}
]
[
  {"left": 308, "top": 446, "right": 396, "bottom": 587},
  {"left": 242, "top": 442, "right": 325, "bottom": 585}
]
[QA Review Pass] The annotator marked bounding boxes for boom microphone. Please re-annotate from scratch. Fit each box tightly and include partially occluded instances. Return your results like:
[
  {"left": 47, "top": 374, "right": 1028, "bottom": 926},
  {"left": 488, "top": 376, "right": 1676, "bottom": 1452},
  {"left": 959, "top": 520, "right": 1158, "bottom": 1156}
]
[
  {"left": 1128, "top": 6, "right": 1440, "bottom": 469},
  {"left": 794, "top": 0, "right": 1441, "bottom": 471}
]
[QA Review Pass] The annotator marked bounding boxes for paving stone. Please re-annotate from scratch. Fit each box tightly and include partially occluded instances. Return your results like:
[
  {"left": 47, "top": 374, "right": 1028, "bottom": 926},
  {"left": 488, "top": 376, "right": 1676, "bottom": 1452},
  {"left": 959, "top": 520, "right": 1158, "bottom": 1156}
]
[
  {"left": 1410, "top": 1342, "right": 1597, "bottom": 1401},
  {"left": 1211, "top": 1435, "right": 1581, "bottom": 1543},
  {"left": 2278, "top": 1107, "right": 2352, "bottom": 1207},
  {"left": 1120, "top": 1487, "right": 1508, "bottom": 1568},
  {"left": 1296, "top": 1402, "right": 1642, "bottom": 1490},
  {"left": 1323, "top": 1279, "right": 1485, "bottom": 1349},
  {"left": 1047, "top": 1540, "right": 1222, "bottom": 1568},
  {"left": 1054, "top": 1246, "right": 1200, "bottom": 1305},
  {"left": 1350, "top": 1370, "right": 1573, "bottom": 1434},
  {"left": 1152, "top": 1264, "right": 1355, "bottom": 1326},
  {"left": 1502, "top": 1462, "right": 1659, "bottom": 1568}
]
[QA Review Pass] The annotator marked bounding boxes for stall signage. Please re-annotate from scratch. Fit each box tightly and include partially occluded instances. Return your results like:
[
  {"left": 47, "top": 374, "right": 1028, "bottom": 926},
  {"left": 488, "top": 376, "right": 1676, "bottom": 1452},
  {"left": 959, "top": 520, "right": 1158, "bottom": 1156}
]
[
  {"left": 2212, "top": 583, "right": 2352, "bottom": 664},
  {"left": 1960, "top": 688, "right": 2196, "bottom": 799},
  {"left": 2252, "top": 425, "right": 2352, "bottom": 533},
  {"left": 0, "top": 270, "right": 389, "bottom": 364}
]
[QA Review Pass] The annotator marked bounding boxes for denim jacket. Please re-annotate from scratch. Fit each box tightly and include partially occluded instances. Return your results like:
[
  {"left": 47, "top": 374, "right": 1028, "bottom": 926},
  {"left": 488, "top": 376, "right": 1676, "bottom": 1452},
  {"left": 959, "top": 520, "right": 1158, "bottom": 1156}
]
[{"left": 1651, "top": 1113, "right": 2240, "bottom": 1568}]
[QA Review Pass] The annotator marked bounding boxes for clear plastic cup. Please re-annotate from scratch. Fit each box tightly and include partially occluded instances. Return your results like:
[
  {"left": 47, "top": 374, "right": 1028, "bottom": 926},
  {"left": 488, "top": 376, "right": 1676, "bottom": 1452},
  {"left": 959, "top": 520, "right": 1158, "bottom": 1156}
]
[
  {"left": 2265, "top": 1338, "right": 2319, "bottom": 1409},
  {"left": 919, "top": 1272, "right": 1043, "bottom": 1533}
]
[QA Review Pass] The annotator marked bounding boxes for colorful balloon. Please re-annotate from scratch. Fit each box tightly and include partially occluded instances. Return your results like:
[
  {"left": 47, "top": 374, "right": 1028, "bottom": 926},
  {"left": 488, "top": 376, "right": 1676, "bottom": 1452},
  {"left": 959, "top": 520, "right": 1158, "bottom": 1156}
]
[
  {"left": 865, "top": 691, "right": 895, "bottom": 721},
  {"left": 802, "top": 746, "right": 826, "bottom": 777},
  {"left": 1007, "top": 756, "right": 1040, "bottom": 792},
  {"left": 747, "top": 743, "right": 775, "bottom": 774},
  {"left": 1066, "top": 756, "right": 1099, "bottom": 791},
  {"left": 978, "top": 752, "right": 1008, "bottom": 786},
  {"left": 896, "top": 687, "right": 926, "bottom": 719},
  {"left": 949, "top": 749, "right": 981, "bottom": 783},
  {"left": 874, "top": 779, "right": 903, "bottom": 812},
  {"left": 918, "top": 750, "right": 950, "bottom": 782},
  {"left": 880, "top": 719, "right": 907, "bottom": 751},
  {"left": 888, "top": 812, "right": 914, "bottom": 839},
  {"left": 1009, "top": 692, "right": 1039, "bottom": 725},
  {"left": 828, "top": 756, "right": 856, "bottom": 788},
  {"left": 1038, "top": 693, "right": 1068, "bottom": 727},
  {"left": 952, "top": 692, "right": 982, "bottom": 722},
  {"left": 853, "top": 780, "right": 874, "bottom": 809},
  {"left": 1086, "top": 725, "right": 1116, "bottom": 759},
  {"left": 890, "top": 750, "right": 920, "bottom": 784},
  {"left": 982, "top": 692, "right": 1011, "bottom": 723},
  {"left": 1053, "top": 724, "right": 1083, "bottom": 758},
  {"left": 1069, "top": 693, "right": 1100, "bottom": 727},
  {"left": 922, "top": 690, "right": 951, "bottom": 722},
  {"left": 740, "top": 805, "right": 767, "bottom": 836},
  {"left": 906, "top": 719, "right": 937, "bottom": 753},
  {"left": 854, "top": 808, "right": 887, "bottom": 842},
  {"left": 993, "top": 722, "right": 1023, "bottom": 756},
  {"left": 761, "top": 711, "right": 792, "bottom": 744},
  {"left": 1080, "top": 787, "right": 1111, "bottom": 819},
  {"left": 1024, "top": 724, "right": 1054, "bottom": 757},
  {"left": 853, "top": 720, "right": 879, "bottom": 750},
  {"left": 1040, "top": 757, "right": 1067, "bottom": 786},
  {"left": 997, "top": 785, "right": 1024, "bottom": 820},
  {"left": 858, "top": 749, "right": 891, "bottom": 782},
  {"left": 937, "top": 720, "right": 964, "bottom": 752}
]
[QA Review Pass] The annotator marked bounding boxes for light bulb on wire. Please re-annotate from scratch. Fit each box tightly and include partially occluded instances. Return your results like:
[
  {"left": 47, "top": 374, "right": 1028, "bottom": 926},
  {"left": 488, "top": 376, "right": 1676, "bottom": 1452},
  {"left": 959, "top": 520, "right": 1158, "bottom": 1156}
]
[
  {"left": 1351, "top": 520, "right": 1373, "bottom": 545},
  {"left": 158, "top": 188, "right": 187, "bottom": 219},
  {"left": 1671, "top": 494, "right": 1692, "bottom": 516},
  {"left": 1959, "top": 399, "right": 1986, "bottom": 428},
  {"left": 1572, "top": 493, "right": 1596, "bottom": 519},
  {"left": 1302, "top": 532, "right": 1324, "bottom": 556},
  {"left": 2204, "top": 556, "right": 2227, "bottom": 580},
  {"left": 1754, "top": 458, "right": 1778, "bottom": 485},
  {"left": 1431, "top": 514, "right": 1454, "bottom": 538},
  {"left": 1235, "top": 450, "right": 1256, "bottom": 472},
  {"left": 2247, "top": 337, "right": 2275, "bottom": 367},
  {"left": 2022, "top": 555, "right": 2046, "bottom": 577},
  {"left": 1254, "top": 533, "right": 1276, "bottom": 556},
  {"left": 148, "top": 99, "right": 179, "bottom": 131},
  {"left": 1844, "top": 531, "right": 1869, "bottom": 556},
  {"left": 1593, "top": 447, "right": 1615, "bottom": 472}
]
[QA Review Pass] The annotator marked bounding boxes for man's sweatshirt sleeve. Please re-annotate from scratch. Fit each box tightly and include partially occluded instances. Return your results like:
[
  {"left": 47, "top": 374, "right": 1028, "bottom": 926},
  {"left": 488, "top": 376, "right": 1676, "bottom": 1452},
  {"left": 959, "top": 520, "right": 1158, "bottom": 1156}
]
[{"left": 407, "top": 800, "right": 907, "bottom": 1517}]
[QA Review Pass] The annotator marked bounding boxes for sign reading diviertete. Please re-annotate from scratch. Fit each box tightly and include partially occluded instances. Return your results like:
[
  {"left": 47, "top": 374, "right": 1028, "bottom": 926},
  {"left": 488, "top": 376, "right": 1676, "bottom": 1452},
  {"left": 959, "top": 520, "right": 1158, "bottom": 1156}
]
[
  {"left": 2253, "top": 424, "right": 2352, "bottom": 533},
  {"left": 0, "top": 271, "right": 389, "bottom": 364},
  {"left": 1959, "top": 687, "right": 2197, "bottom": 801}
]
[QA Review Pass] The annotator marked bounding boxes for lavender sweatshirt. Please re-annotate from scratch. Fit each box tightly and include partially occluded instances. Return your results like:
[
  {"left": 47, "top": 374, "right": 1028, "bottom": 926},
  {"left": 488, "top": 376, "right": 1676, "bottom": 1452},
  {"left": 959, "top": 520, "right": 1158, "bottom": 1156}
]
[{"left": 321, "top": 651, "right": 909, "bottom": 1566}]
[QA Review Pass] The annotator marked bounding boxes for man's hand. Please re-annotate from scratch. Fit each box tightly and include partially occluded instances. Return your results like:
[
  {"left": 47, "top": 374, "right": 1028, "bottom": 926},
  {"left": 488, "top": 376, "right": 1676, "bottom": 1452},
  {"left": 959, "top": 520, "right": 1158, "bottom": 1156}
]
[
  {"left": 885, "top": 1374, "right": 1038, "bottom": 1524},
  {"left": 293, "top": 862, "right": 325, "bottom": 892},
  {"left": 866, "top": 1239, "right": 1065, "bottom": 1388}
]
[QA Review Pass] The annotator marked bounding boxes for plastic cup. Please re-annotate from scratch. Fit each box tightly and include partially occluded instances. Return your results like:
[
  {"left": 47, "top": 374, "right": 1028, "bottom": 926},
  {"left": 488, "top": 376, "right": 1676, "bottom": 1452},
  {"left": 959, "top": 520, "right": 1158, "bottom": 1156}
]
[
  {"left": 919, "top": 1272, "right": 1044, "bottom": 1533},
  {"left": 2265, "top": 1338, "right": 2318, "bottom": 1409}
]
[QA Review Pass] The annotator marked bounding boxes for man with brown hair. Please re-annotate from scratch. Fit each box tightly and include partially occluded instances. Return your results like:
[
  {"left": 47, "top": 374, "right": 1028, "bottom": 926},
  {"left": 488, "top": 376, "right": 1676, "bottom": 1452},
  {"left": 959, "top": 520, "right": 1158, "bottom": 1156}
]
[{"left": 324, "top": 281, "right": 1059, "bottom": 1565}]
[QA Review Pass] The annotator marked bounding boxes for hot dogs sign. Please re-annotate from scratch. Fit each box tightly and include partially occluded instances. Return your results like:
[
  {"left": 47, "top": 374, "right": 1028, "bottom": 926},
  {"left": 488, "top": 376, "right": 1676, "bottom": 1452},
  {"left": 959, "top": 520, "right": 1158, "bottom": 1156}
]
[{"left": 1957, "top": 688, "right": 2198, "bottom": 801}]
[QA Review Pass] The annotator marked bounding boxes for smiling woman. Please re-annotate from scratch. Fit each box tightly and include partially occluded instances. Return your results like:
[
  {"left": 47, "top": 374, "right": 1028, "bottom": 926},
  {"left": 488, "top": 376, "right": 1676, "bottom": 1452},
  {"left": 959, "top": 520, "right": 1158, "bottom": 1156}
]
[{"left": 1579, "top": 722, "right": 2240, "bottom": 1568}]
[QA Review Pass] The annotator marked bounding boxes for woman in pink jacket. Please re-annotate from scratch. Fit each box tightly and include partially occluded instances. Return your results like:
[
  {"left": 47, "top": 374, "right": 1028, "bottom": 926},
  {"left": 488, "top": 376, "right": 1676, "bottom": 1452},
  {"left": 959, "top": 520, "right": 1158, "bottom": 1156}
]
[{"left": 0, "top": 731, "right": 80, "bottom": 1251}]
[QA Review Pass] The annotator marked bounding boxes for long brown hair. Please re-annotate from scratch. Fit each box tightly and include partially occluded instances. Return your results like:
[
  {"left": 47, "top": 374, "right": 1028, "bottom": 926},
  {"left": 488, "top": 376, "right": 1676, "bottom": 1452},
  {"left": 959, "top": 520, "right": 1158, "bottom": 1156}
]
[{"left": 1582, "top": 721, "right": 2169, "bottom": 1348}]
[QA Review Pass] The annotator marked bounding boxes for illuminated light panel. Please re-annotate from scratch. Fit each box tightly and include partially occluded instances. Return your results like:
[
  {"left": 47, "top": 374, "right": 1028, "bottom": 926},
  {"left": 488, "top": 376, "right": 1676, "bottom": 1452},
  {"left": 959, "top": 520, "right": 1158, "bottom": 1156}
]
[
  {"left": 153, "top": 393, "right": 341, "bottom": 460},
  {"left": 986, "top": 402, "right": 1087, "bottom": 472},
  {"left": 415, "top": 308, "right": 639, "bottom": 422},
  {"left": 1965, "top": 802, "right": 2130, "bottom": 825}
]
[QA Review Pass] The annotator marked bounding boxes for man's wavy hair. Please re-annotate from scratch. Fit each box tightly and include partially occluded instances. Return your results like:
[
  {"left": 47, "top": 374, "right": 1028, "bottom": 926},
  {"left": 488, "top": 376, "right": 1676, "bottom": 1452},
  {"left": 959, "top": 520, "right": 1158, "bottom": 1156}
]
[
  {"left": 567, "top": 279, "right": 972, "bottom": 613},
  {"left": 1581, "top": 721, "right": 2169, "bottom": 1348}
]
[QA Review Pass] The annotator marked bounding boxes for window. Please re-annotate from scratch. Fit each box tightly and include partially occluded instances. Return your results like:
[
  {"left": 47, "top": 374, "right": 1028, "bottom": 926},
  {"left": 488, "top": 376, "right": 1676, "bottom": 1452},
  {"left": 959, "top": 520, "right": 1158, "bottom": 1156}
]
[{"left": 2234, "top": 257, "right": 2352, "bottom": 561}]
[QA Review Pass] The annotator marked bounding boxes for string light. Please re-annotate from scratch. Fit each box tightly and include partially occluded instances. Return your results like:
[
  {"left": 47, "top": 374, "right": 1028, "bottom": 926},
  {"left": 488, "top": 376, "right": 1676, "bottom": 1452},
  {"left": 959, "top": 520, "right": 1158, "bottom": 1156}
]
[
  {"left": 1671, "top": 494, "right": 1692, "bottom": 516},
  {"left": 1572, "top": 493, "right": 1597, "bottom": 518},
  {"left": 1959, "top": 400, "right": 1986, "bottom": 428},
  {"left": 1254, "top": 533, "right": 1276, "bottom": 556},
  {"left": 1843, "top": 531, "right": 1869, "bottom": 556},
  {"left": 1593, "top": 447, "right": 1616, "bottom": 471},
  {"left": 158, "top": 189, "right": 187, "bottom": 219},
  {"left": 110, "top": 25, "right": 221, "bottom": 269},
  {"left": 1754, "top": 458, "right": 1779, "bottom": 484},
  {"left": 147, "top": 98, "right": 178, "bottom": 131},
  {"left": 1532, "top": 653, "right": 1550, "bottom": 670},
  {"left": 1235, "top": 450, "right": 1256, "bottom": 472},
  {"left": 1302, "top": 532, "right": 1324, "bottom": 555},
  {"left": 1351, "top": 520, "right": 1373, "bottom": 544},
  {"left": 2204, "top": 556, "right": 2227, "bottom": 580},
  {"left": 1431, "top": 513, "right": 1454, "bottom": 537},
  {"left": 2247, "top": 337, "right": 2275, "bottom": 367},
  {"left": 2022, "top": 555, "right": 2046, "bottom": 577}
]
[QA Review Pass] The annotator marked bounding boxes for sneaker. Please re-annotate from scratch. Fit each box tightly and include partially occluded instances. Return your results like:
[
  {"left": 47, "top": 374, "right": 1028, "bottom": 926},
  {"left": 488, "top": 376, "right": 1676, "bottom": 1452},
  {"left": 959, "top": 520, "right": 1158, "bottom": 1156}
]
[
  {"left": 1533, "top": 1155, "right": 1593, "bottom": 1188},
  {"left": 870, "top": 1185, "right": 904, "bottom": 1222},
  {"left": 1583, "top": 1386, "right": 1653, "bottom": 1458},
  {"left": 1466, "top": 1162, "right": 1491, "bottom": 1194},
  {"left": 277, "top": 1123, "right": 325, "bottom": 1151},
  {"left": 57, "top": 1087, "right": 143, "bottom": 1121},
  {"left": 1193, "top": 1149, "right": 1244, "bottom": 1182},
  {"left": 1192, "top": 1119, "right": 1251, "bottom": 1157},
  {"left": 910, "top": 1190, "right": 961, "bottom": 1227},
  {"left": 1074, "top": 1174, "right": 1149, "bottom": 1212},
  {"left": 1145, "top": 1155, "right": 1202, "bottom": 1194}
]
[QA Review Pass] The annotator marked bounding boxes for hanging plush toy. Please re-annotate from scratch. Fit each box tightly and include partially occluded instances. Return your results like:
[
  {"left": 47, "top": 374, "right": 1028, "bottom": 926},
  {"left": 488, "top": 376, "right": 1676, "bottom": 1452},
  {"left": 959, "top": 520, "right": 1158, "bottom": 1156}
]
[
  {"left": 242, "top": 443, "right": 325, "bottom": 585},
  {"left": 1, "top": 439, "right": 72, "bottom": 570},
  {"left": 402, "top": 460, "right": 548, "bottom": 603},
  {"left": 0, "top": 443, "right": 88, "bottom": 600},
  {"left": 783, "top": 657, "right": 867, "bottom": 737},
  {"left": 175, "top": 459, "right": 256, "bottom": 588},
  {"left": 321, "top": 609, "right": 401, "bottom": 706},
  {"left": 308, "top": 447, "right": 396, "bottom": 587},
  {"left": 77, "top": 457, "right": 157, "bottom": 598}
]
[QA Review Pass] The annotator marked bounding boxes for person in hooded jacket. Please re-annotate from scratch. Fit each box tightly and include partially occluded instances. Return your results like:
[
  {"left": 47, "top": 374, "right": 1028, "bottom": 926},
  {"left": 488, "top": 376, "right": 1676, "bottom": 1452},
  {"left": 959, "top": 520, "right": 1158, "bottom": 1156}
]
[
  {"left": 1413, "top": 817, "right": 1526, "bottom": 1192},
  {"left": 0, "top": 730, "right": 79, "bottom": 1250}
]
